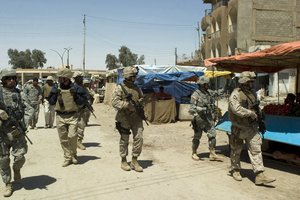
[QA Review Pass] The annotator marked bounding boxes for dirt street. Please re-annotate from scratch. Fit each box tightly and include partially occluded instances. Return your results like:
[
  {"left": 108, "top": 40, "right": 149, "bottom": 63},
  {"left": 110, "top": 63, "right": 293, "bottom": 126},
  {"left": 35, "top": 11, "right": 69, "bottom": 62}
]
[{"left": 2, "top": 99, "right": 300, "bottom": 200}]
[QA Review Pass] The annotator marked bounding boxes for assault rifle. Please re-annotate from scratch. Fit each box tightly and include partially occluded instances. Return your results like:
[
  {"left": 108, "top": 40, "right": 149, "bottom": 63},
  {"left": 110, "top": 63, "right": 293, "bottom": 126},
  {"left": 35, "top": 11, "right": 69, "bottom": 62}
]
[
  {"left": 84, "top": 102, "right": 97, "bottom": 118},
  {"left": 120, "top": 84, "right": 149, "bottom": 126},
  {"left": 250, "top": 101, "right": 266, "bottom": 138},
  {"left": 0, "top": 102, "right": 33, "bottom": 144}
]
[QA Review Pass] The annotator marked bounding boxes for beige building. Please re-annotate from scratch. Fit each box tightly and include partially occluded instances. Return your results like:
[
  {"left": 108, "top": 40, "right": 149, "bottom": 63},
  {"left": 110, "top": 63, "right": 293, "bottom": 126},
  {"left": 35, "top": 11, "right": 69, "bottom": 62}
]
[{"left": 200, "top": 0, "right": 300, "bottom": 95}]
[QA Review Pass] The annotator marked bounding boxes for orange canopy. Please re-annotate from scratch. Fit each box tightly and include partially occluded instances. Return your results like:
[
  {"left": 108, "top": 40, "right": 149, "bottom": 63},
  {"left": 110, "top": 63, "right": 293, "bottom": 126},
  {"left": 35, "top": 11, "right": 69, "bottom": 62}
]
[{"left": 204, "top": 41, "right": 300, "bottom": 73}]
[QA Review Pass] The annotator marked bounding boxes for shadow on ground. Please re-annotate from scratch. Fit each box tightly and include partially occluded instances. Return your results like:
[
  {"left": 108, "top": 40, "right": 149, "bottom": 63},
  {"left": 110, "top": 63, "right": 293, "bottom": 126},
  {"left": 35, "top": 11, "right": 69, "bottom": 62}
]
[
  {"left": 14, "top": 175, "right": 56, "bottom": 191},
  {"left": 78, "top": 155, "right": 101, "bottom": 164},
  {"left": 139, "top": 160, "right": 154, "bottom": 169},
  {"left": 84, "top": 142, "right": 101, "bottom": 148}
]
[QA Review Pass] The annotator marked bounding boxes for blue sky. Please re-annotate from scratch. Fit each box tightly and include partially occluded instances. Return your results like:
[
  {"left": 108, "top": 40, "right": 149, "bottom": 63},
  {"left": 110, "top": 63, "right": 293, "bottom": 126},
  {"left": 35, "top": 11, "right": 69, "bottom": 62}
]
[{"left": 0, "top": 0, "right": 210, "bottom": 70}]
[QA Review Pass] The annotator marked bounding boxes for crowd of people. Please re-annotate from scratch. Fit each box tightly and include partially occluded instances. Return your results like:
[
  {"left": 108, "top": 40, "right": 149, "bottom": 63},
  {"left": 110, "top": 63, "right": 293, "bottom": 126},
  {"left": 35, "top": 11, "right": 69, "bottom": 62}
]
[{"left": 0, "top": 66, "right": 279, "bottom": 197}]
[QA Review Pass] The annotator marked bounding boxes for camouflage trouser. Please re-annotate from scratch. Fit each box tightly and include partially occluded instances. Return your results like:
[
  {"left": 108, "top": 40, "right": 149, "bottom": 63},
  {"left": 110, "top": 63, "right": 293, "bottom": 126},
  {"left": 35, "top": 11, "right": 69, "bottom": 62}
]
[
  {"left": 44, "top": 100, "right": 55, "bottom": 127},
  {"left": 56, "top": 113, "right": 78, "bottom": 161},
  {"left": 0, "top": 136, "right": 28, "bottom": 184},
  {"left": 77, "top": 109, "right": 87, "bottom": 141},
  {"left": 192, "top": 116, "right": 217, "bottom": 150},
  {"left": 82, "top": 108, "right": 91, "bottom": 125},
  {"left": 230, "top": 126, "right": 264, "bottom": 173},
  {"left": 29, "top": 104, "right": 40, "bottom": 128},
  {"left": 119, "top": 118, "right": 144, "bottom": 158}
]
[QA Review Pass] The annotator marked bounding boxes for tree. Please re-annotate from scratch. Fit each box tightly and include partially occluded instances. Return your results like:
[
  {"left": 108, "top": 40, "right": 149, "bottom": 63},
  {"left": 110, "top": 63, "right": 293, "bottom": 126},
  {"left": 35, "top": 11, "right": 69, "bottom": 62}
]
[
  {"left": 118, "top": 46, "right": 138, "bottom": 67},
  {"left": 7, "top": 48, "right": 47, "bottom": 69},
  {"left": 137, "top": 55, "right": 145, "bottom": 65},
  {"left": 105, "top": 54, "right": 119, "bottom": 70}
]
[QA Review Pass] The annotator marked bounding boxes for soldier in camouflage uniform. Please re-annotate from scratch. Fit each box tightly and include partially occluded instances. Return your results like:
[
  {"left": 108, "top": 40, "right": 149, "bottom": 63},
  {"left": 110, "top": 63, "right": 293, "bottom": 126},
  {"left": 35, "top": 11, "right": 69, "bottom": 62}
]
[
  {"left": 23, "top": 77, "right": 42, "bottom": 129},
  {"left": 48, "top": 68, "right": 86, "bottom": 167},
  {"left": 111, "top": 66, "right": 144, "bottom": 172},
  {"left": 0, "top": 68, "right": 28, "bottom": 197},
  {"left": 82, "top": 79, "right": 95, "bottom": 126},
  {"left": 189, "top": 76, "right": 223, "bottom": 161},
  {"left": 228, "top": 71, "right": 276, "bottom": 185},
  {"left": 72, "top": 71, "right": 89, "bottom": 150},
  {"left": 42, "top": 76, "right": 56, "bottom": 128}
]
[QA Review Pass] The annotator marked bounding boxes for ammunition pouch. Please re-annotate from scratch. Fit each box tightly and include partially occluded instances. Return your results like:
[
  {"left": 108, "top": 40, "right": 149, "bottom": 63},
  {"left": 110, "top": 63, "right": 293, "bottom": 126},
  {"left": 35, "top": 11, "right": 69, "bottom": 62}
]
[{"left": 115, "top": 122, "right": 131, "bottom": 135}]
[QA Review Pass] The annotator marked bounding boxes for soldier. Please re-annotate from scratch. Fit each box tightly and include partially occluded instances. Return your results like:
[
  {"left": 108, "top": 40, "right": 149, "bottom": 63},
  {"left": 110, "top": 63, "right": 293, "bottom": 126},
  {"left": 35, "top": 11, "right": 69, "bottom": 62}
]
[
  {"left": 228, "top": 71, "right": 276, "bottom": 185},
  {"left": 0, "top": 68, "right": 28, "bottom": 197},
  {"left": 72, "top": 71, "right": 89, "bottom": 150},
  {"left": 111, "top": 66, "right": 144, "bottom": 172},
  {"left": 189, "top": 76, "right": 223, "bottom": 161},
  {"left": 83, "top": 79, "right": 95, "bottom": 126},
  {"left": 48, "top": 68, "right": 86, "bottom": 167},
  {"left": 42, "top": 76, "right": 56, "bottom": 128},
  {"left": 22, "top": 77, "right": 42, "bottom": 129}
]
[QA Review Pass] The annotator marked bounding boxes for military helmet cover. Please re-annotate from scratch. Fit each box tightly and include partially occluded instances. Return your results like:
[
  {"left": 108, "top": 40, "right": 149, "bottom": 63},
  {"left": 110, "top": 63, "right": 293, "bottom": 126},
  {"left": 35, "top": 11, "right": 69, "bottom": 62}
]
[
  {"left": 238, "top": 71, "right": 256, "bottom": 84},
  {"left": 73, "top": 71, "right": 84, "bottom": 78},
  {"left": 57, "top": 68, "right": 73, "bottom": 79},
  {"left": 0, "top": 68, "right": 16, "bottom": 79},
  {"left": 46, "top": 76, "right": 54, "bottom": 81},
  {"left": 197, "top": 76, "right": 210, "bottom": 85},
  {"left": 83, "top": 79, "right": 90, "bottom": 84},
  {"left": 123, "top": 66, "right": 138, "bottom": 79}
]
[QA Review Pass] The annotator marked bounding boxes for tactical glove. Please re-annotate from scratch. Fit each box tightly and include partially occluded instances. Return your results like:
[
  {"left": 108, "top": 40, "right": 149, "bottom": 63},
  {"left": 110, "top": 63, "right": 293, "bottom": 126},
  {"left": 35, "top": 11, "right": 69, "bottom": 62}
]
[{"left": 0, "top": 110, "right": 8, "bottom": 120}]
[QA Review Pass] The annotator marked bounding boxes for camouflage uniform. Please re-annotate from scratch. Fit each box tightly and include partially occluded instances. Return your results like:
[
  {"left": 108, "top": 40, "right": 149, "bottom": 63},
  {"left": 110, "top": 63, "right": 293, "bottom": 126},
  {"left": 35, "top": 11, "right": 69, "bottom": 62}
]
[
  {"left": 22, "top": 78, "right": 42, "bottom": 129},
  {"left": 42, "top": 76, "right": 56, "bottom": 128},
  {"left": 48, "top": 68, "right": 86, "bottom": 167},
  {"left": 0, "top": 68, "right": 28, "bottom": 197},
  {"left": 228, "top": 71, "right": 275, "bottom": 185},
  {"left": 82, "top": 79, "right": 95, "bottom": 126},
  {"left": 189, "top": 76, "right": 222, "bottom": 161},
  {"left": 111, "top": 66, "right": 144, "bottom": 172},
  {"left": 73, "top": 72, "right": 89, "bottom": 150}
]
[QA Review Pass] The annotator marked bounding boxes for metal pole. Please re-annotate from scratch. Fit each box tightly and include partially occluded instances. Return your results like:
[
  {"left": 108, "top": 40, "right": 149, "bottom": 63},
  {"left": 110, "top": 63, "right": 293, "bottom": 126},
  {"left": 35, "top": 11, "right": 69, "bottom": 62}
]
[
  {"left": 50, "top": 49, "right": 67, "bottom": 67},
  {"left": 64, "top": 47, "right": 72, "bottom": 67},
  {"left": 83, "top": 14, "right": 86, "bottom": 71}
]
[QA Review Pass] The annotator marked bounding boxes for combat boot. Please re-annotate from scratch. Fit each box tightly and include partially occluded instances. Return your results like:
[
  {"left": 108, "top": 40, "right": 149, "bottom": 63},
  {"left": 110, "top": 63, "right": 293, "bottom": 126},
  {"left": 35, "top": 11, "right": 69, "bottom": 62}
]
[
  {"left": 192, "top": 153, "right": 200, "bottom": 161},
  {"left": 209, "top": 149, "right": 223, "bottom": 162},
  {"left": 13, "top": 168, "right": 21, "bottom": 182},
  {"left": 3, "top": 183, "right": 13, "bottom": 197},
  {"left": 130, "top": 157, "right": 143, "bottom": 172},
  {"left": 77, "top": 140, "right": 86, "bottom": 150},
  {"left": 72, "top": 156, "right": 78, "bottom": 165},
  {"left": 255, "top": 171, "right": 276, "bottom": 185},
  {"left": 231, "top": 170, "right": 242, "bottom": 181},
  {"left": 62, "top": 160, "right": 72, "bottom": 167},
  {"left": 121, "top": 157, "right": 131, "bottom": 171}
]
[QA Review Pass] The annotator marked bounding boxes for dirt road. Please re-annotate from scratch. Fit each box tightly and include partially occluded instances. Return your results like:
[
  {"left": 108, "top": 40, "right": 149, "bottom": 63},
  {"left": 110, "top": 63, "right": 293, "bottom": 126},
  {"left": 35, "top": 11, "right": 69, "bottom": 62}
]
[{"left": 3, "top": 100, "right": 300, "bottom": 200}]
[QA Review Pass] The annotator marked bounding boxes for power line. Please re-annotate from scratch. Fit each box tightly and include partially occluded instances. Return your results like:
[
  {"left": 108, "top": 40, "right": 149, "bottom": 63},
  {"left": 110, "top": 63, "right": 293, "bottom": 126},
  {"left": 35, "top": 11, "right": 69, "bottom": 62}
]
[{"left": 87, "top": 15, "right": 194, "bottom": 27}]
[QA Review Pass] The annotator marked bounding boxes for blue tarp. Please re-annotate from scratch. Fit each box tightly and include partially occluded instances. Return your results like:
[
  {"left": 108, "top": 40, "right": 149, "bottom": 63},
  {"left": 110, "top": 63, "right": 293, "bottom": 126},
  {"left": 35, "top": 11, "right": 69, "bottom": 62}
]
[
  {"left": 216, "top": 112, "right": 300, "bottom": 147},
  {"left": 117, "top": 68, "right": 204, "bottom": 103}
]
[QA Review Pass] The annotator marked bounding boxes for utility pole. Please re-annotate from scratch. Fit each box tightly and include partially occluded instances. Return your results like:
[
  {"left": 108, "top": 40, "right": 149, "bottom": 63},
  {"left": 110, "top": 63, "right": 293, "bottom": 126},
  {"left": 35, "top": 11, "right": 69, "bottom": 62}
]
[
  {"left": 64, "top": 47, "right": 72, "bottom": 67},
  {"left": 175, "top": 48, "right": 178, "bottom": 65},
  {"left": 83, "top": 14, "right": 86, "bottom": 71},
  {"left": 196, "top": 22, "right": 201, "bottom": 50},
  {"left": 50, "top": 49, "right": 67, "bottom": 67}
]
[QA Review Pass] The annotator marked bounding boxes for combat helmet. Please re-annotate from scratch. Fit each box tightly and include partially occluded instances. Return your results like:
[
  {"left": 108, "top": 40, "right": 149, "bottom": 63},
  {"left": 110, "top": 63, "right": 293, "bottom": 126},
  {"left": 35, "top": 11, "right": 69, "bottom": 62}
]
[
  {"left": 0, "top": 68, "right": 16, "bottom": 80},
  {"left": 238, "top": 71, "right": 256, "bottom": 84},
  {"left": 83, "top": 79, "right": 90, "bottom": 84},
  {"left": 123, "top": 66, "right": 138, "bottom": 79},
  {"left": 197, "top": 76, "right": 210, "bottom": 85},
  {"left": 73, "top": 71, "right": 84, "bottom": 78},
  {"left": 46, "top": 76, "right": 54, "bottom": 81},
  {"left": 57, "top": 68, "right": 73, "bottom": 79}
]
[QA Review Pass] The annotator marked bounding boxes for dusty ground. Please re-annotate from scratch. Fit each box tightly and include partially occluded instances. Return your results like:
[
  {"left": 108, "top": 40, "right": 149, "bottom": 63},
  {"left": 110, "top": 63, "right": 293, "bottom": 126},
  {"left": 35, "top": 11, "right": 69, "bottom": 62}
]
[{"left": 2, "top": 98, "right": 300, "bottom": 200}]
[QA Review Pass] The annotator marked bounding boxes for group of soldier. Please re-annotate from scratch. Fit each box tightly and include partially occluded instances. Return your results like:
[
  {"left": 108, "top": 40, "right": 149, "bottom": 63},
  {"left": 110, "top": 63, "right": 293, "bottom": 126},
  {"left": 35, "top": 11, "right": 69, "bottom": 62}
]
[
  {"left": 111, "top": 67, "right": 276, "bottom": 186},
  {"left": 0, "top": 66, "right": 276, "bottom": 197},
  {"left": 0, "top": 67, "right": 95, "bottom": 197}
]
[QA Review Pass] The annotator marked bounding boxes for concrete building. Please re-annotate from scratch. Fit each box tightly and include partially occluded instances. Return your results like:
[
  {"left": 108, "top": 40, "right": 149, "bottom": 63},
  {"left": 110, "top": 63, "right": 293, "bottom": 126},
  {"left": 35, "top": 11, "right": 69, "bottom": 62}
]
[{"left": 201, "top": 0, "right": 300, "bottom": 95}]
